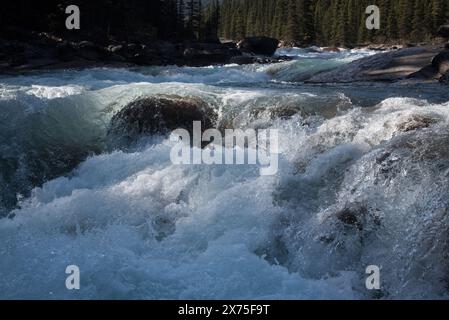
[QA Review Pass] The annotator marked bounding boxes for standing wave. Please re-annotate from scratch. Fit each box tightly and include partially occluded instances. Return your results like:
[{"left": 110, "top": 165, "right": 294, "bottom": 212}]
[{"left": 1, "top": 96, "right": 449, "bottom": 299}]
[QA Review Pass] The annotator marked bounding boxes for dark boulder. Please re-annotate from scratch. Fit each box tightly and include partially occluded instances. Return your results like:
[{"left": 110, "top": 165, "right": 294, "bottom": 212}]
[
  {"left": 155, "top": 41, "right": 177, "bottom": 57},
  {"left": 126, "top": 44, "right": 150, "bottom": 64},
  {"left": 182, "top": 42, "right": 242, "bottom": 66},
  {"left": 126, "top": 43, "right": 141, "bottom": 54},
  {"left": 229, "top": 55, "right": 258, "bottom": 65},
  {"left": 9, "top": 54, "right": 28, "bottom": 67},
  {"left": 230, "top": 54, "right": 292, "bottom": 65},
  {"left": 183, "top": 47, "right": 230, "bottom": 66},
  {"left": 0, "top": 41, "right": 27, "bottom": 67},
  {"left": 322, "top": 47, "right": 341, "bottom": 53},
  {"left": 437, "top": 25, "right": 449, "bottom": 38},
  {"left": 408, "top": 64, "right": 441, "bottom": 80},
  {"left": 336, "top": 203, "right": 368, "bottom": 231},
  {"left": 124, "top": 43, "right": 144, "bottom": 59},
  {"left": 56, "top": 41, "right": 78, "bottom": 62},
  {"left": 440, "top": 71, "right": 449, "bottom": 85},
  {"left": 75, "top": 41, "right": 103, "bottom": 61},
  {"left": 105, "top": 43, "right": 158, "bottom": 65},
  {"left": 237, "top": 37, "right": 279, "bottom": 56},
  {"left": 409, "top": 48, "right": 449, "bottom": 80},
  {"left": 107, "top": 44, "right": 124, "bottom": 54},
  {"left": 108, "top": 95, "right": 218, "bottom": 145},
  {"left": 431, "top": 51, "right": 449, "bottom": 75}
]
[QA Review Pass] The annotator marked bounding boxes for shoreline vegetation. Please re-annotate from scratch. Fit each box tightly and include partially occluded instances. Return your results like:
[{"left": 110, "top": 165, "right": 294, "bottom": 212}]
[
  {"left": 2, "top": 29, "right": 448, "bottom": 85},
  {"left": 218, "top": 0, "right": 447, "bottom": 47},
  {"left": 0, "top": 1, "right": 448, "bottom": 84}
]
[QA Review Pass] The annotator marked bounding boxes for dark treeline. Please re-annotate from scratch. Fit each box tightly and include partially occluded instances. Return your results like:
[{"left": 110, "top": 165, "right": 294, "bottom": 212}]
[
  {"left": 0, "top": 0, "right": 213, "bottom": 43},
  {"left": 219, "top": 0, "right": 449, "bottom": 46},
  {"left": 1, "top": 1, "right": 447, "bottom": 46}
]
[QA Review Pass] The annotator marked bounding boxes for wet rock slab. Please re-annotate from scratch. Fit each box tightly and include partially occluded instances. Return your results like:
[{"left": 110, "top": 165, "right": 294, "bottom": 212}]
[{"left": 307, "top": 46, "right": 445, "bottom": 83}]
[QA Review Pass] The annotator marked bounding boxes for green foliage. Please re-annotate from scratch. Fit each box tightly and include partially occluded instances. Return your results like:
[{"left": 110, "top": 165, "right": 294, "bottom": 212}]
[
  {"left": 218, "top": 0, "right": 449, "bottom": 45},
  {"left": 1, "top": 0, "right": 447, "bottom": 45}
]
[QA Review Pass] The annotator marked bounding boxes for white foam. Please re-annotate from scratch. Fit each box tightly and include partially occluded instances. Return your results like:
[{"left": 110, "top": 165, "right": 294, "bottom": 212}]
[
  {"left": 0, "top": 141, "right": 358, "bottom": 299},
  {"left": 2, "top": 50, "right": 449, "bottom": 299},
  {"left": 26, "top": 85, "right": 85, "bottom": 99}
]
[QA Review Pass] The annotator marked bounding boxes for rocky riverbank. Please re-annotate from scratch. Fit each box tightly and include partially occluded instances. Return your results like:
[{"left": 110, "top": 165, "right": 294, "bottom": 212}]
[
  {"left": 0, "top": 30, "right": 289, "bottom": 74},
  {"left": 3, "top": 27, "right": 449, "bottom": 86},
  {"left": 306, "top": 44, "right": 449, "bottom": 84},
  {"left": 305, "top": 25, "right": 449, "bottom": 84}
]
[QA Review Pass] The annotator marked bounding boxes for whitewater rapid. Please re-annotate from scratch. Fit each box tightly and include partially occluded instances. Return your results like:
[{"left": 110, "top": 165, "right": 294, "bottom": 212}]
[{"left": 1, "top": 48, "right": 449, "bottom": 299}]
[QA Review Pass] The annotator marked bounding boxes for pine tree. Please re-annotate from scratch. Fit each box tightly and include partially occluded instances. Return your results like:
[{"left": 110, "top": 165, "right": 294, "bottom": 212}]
[
  {"left": 216, "top": 0, "right": 447, "bottom": 46},
  {"left": 411, "top": 0, "right": 426, "bottom": 42},
  {"left": 285, "top": 0, "right": 301, "bottom": 42},
  {"left": 431, "top": 0, "right": 446, "bottom": 35}
]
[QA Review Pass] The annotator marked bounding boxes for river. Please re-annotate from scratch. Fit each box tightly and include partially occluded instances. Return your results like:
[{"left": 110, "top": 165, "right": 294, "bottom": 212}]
[{"left": 1, "top": 47, "right": 449, "bottom": 299}]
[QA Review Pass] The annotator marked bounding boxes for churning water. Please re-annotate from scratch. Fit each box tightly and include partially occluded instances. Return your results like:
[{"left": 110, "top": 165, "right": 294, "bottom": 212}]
[{"left": 1, "top": 48, "right": 449, "bottom": 299}]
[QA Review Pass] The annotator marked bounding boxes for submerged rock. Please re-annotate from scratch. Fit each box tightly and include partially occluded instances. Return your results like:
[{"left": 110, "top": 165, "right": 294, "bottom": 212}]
[
  {"left": 183, "top": 47, "right": 232, "bottom": 67},
  {"left": 108, "top": 95, "right": 218, "bottom": 145},
  {"left": 396, "top": 115, "right": 438, "bottom": 133},
  {"left": 440, "top": 71, "right": 449, "bottom": 85},
  {"left": 229, "top": 55, "right": 257, "bottom": 65},
  {"left": 237, "top": 37, "right": 279, "bottom": 56},
  {"left": 431, "top": 51, "right": 449, "bottom": 75},
  {"left": 437, "top": 25, "right": 449, "bottom": 38},
  {"left": 409, "top": 64, "right": 441, "bottom": 80},
  {"left": 76, "top": 41, "right": 104, "bottom": 61},
  {"left": 409, "top": 49, "right": 449, "bottom": 81},
  {"left": 335, "top": 203, "right": 368, "bottom": 230}
]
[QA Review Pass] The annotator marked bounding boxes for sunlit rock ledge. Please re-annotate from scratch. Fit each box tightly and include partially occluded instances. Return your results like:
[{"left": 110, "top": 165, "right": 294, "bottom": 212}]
[{"left": 306, "top": 45, "right": 448, "bottom": 83}]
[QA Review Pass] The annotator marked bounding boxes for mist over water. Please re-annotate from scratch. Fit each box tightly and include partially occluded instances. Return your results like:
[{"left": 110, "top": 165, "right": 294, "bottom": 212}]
[{"left": 1, "top": 48, "right": 449, "bottom": 299}]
